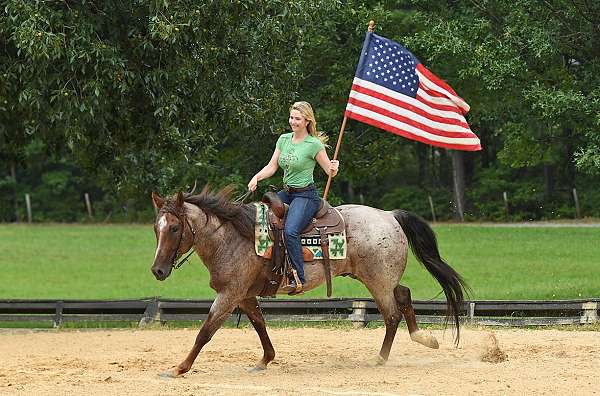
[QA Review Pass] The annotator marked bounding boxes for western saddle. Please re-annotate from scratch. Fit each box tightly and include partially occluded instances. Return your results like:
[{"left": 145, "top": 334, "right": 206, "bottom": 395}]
[{"left": 260, "top": 191, "right": 345, "bottom": 297}]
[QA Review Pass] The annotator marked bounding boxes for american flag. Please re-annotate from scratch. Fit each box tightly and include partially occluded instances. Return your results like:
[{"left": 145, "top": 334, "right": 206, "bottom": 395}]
[{"left": 345, "top": 32, "right": 481, "bottom": 151}]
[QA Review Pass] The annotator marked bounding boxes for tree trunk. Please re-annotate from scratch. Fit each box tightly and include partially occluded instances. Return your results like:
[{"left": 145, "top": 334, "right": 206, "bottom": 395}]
[
  {"left": 346, "top": 180, "right": 356, "bottom": 202},
  {"left": 10, "top": 161, "right": 19, "bottom": 223},
  {"left": 480, "top": 127, "right": 490, "bottom": 168},
  {"left": 451, "top": 150, "right": 465, "bottom": 221},
  {"left": 416, "top": 144, "right": 427, "bottom": 186},
  {"left": 543, "top": 164, "right": 554, "bottom": 201}
]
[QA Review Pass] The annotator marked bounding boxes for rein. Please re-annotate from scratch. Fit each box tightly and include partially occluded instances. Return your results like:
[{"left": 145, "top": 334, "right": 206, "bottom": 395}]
[{"left": 170, "top": 188, "right": 252, "bottom": 270}]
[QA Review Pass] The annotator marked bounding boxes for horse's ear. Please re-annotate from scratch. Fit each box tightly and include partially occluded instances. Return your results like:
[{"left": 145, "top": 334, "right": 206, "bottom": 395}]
[
  {"left": 175, "top": 191, "right": 184, "bottom": 210},
  {"left": 151, "top": 192, "right": 164, "bottom": 209}
]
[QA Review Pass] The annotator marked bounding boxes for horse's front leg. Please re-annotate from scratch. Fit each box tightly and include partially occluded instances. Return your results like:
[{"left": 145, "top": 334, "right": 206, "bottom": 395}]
[
  {"left": 163, "top": 292, "right": 238, "bottom": 377},
  {"left": 239, "top": 297, "right": 275, "bottom": 371}
]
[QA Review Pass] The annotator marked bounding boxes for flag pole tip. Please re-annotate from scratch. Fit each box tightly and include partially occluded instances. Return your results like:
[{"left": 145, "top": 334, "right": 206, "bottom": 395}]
[{"left": 368, "top": 20, "right": 375, "bottom": 32}]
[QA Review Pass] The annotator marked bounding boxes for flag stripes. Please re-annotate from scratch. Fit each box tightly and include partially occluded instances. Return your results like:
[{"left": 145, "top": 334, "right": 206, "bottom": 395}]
[
  {"left": 346, "top": 32, "right": 480, "bottom": 151},
  {"left": 345, "top": 77, "right": 481, "bottom": 151}
]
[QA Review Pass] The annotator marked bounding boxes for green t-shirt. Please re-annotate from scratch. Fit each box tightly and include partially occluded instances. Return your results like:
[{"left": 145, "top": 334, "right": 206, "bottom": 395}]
[{"left": 276, "top": 133, "right": 325, "bottom": 188}]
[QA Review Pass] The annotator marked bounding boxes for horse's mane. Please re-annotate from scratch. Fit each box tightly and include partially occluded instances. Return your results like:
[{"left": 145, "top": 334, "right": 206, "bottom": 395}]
[{"left": 181, "top": 185, "right": 256, "bottom": 241}]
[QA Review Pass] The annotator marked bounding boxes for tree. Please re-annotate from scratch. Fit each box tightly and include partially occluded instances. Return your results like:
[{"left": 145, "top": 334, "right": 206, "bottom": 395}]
[
  {"left": 0, "top": 0, "right": 335, "bottom": 200},
  {"left": 404, "top": 0, "right": 600, "bottom": 175}
]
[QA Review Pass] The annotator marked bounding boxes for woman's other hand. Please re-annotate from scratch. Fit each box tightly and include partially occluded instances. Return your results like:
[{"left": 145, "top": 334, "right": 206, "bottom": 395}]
[
  {"left": 247, "top": 176, "right": 258, "bottom": 191},
  {"left": 330, "top": 160, "right": 339, "bottom": 177}
]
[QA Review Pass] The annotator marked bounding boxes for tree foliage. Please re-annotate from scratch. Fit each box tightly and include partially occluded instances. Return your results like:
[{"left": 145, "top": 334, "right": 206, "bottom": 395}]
[
  {"left": 1, "top": 1, "right": 599, "bottom": 222},
  {"left": 404, "top": 0, "right": 600, "bottom": 173},
  {"left": 1, "top": 0, "right": 335, "bottom": 195}
]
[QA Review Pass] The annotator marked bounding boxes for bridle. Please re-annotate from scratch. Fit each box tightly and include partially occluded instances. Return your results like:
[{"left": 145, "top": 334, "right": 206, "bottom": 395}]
[
  {"left": 168, "top": 211, "right": 197, "bottom": 270},
  {"left": 162, "top": 189, "right": 252, "bottom": 271}
]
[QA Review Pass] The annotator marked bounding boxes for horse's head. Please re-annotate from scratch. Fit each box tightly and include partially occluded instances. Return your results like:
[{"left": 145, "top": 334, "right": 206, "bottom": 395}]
[{"left": 150, "top": 191, "right": 196, "bottom": 281}]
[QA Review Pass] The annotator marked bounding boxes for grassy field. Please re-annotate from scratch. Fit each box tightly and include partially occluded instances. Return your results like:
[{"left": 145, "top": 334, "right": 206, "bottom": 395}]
[{"left": 0, "top": 223, "right": 599, "bottom": 300}]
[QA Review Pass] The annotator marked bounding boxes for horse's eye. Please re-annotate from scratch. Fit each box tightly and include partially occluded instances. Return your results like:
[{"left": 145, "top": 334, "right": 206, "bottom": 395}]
[{"left": 170, "top": 225, "right": 179, "bottom": 233}]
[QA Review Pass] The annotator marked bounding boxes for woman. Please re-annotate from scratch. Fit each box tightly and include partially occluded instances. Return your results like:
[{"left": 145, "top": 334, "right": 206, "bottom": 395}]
[{"left": 248, "top": 101, "right": 339, "bottom": 294}]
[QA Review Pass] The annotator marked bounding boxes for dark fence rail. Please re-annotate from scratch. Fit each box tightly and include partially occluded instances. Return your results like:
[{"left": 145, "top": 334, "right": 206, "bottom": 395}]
[{"left": 0, "top": 298, "right": 598, "bottom": 328}]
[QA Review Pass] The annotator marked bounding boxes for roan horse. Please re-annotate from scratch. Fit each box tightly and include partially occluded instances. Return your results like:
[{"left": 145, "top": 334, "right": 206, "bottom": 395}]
[{"left": 151, "top": 186, "right": 468, "bottom": 377}]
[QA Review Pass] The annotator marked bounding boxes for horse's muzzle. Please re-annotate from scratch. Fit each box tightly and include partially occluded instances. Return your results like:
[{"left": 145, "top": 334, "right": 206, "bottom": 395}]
[{"left": 152, "top": 265, "right": 171, "bottom": 281}]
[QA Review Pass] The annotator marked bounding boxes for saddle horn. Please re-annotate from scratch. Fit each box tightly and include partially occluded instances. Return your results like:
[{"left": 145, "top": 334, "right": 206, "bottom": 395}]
[{"left": 262, "top": 192, "right": 287, "bottom": 218}]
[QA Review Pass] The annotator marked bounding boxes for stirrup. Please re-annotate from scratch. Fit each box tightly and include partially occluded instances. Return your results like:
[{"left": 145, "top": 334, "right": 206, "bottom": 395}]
[
  {"left": 283, "top": 269, "right": 303, "bottom": 294},
  {"left": 288, "top": 282, "right": 304, "bottom": 296}
]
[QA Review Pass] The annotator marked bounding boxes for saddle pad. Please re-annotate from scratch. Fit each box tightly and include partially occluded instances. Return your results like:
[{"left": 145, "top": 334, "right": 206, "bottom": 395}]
[{"left": 254, "top": 202, "right": 347, "bottom": 259}]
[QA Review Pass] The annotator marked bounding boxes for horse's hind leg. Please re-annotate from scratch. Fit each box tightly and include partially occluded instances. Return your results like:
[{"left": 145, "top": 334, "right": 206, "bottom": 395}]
[
  {"left": 239, "top": 297, "right": 275, "bottom": 371},
  {"left": 367, "top": 284, "right": 439, "bottom": 365},
  {"left": 365, "top": 286, "right": 402, "bottom": 364},
  {"left": 394, "top": 285, "right": 438, "bottom": 349}
]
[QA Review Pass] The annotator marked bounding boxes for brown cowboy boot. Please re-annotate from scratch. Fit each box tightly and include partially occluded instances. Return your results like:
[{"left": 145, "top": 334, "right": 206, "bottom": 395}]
[{"left": 282, "top": 269, "right": 303, "bottom": 295}]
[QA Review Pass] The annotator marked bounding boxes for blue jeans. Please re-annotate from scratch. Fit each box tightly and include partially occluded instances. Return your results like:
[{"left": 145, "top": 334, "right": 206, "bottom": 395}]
[{"left": 277, "top": 187, "right": 321, "bottom": 284}]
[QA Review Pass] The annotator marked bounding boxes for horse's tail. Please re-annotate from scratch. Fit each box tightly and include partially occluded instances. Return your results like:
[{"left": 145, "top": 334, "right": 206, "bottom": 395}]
[{"left": 393, "top": 209, "right": 469, "bottom": 345}]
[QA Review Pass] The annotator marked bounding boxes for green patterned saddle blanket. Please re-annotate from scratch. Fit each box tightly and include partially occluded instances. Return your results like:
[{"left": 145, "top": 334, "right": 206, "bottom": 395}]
[{"left": 254, "top": 202, "right": 347, "bottom": 260}]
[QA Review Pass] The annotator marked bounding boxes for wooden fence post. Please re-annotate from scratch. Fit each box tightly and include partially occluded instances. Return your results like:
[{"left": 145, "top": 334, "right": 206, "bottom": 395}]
[
  {"left": 580, "top": 302, "right": 598, "bottom": 324},
  {"left": 428, "top": 195, "right": 437, "bottom": 222},
  {"left": 139, "top": 298, "right": 161, "bottom": 327},
  {"left": 54, "top": 301, "right": 64, "bottom": 328},
  {"left": 25, "top": 193, "right": 32, "bottom": 223},
  {"left": 572, "top": 188, "right": 581, "bottom": 219},
  {"left": 84, "top": 193, "right": 93, "bottom": 219},
  {"left": 349, "top": 300, "right": 368, "bottom": 328}
]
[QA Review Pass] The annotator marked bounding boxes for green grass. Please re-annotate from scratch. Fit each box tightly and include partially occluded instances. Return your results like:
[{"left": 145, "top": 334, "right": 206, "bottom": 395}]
[{"left": 1, "top": 223, "right": 599, "bottom": 300}]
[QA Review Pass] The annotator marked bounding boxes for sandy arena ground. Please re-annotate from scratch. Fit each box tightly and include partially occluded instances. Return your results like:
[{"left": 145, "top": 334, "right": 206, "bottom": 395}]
[{"left": 1, "top": 326, "right": 598, "bottom": 395}]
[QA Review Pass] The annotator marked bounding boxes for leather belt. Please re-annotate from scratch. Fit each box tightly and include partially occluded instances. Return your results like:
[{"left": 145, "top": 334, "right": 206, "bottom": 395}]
[{"left": 284, "top": 183, "right": 315, "bottom": 193}]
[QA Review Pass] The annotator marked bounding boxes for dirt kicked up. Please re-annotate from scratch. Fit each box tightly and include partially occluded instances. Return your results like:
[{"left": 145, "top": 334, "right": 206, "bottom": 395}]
[{"left": 1, "top": 327, "right": 598, "bottom": 395}]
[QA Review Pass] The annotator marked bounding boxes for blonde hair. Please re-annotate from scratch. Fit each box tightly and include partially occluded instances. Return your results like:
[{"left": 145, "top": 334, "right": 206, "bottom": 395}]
[{"left": 289, "top": 101, "right": 328, "bottom": 145}]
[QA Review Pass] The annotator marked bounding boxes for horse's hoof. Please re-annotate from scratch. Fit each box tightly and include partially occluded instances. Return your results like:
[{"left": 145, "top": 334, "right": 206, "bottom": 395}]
[
  {"left": 248, "top": 364, "right": 266, "bottom": 373},
  {"left": 158, "top": 369, "right": 182, "bottom": 379},
  {"left": 367, "top": 355, "right": 387, "bottom": 367},
  {"left": 410, "top": 330, "right": 439, "bottom": 349}
]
